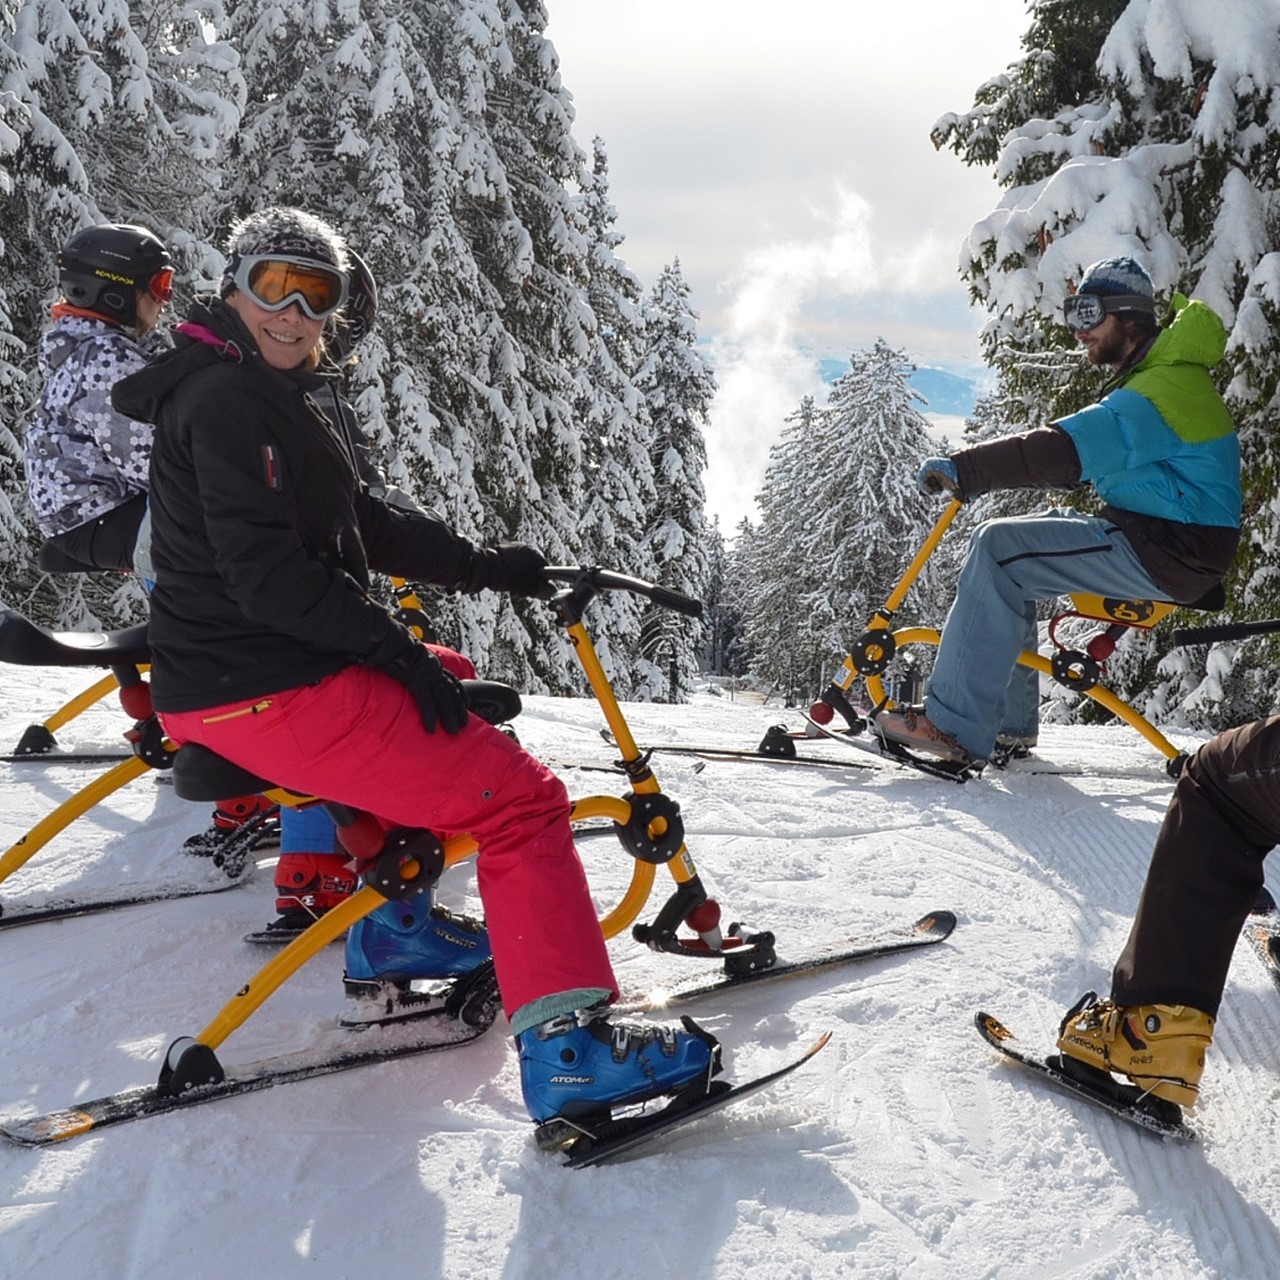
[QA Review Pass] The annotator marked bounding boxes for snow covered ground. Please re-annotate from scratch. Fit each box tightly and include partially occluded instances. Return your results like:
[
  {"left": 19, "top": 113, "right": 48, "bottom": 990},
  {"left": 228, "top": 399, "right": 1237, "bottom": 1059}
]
[{"left": 2, "top": 665, "right": 1279, "bottom": 1279}]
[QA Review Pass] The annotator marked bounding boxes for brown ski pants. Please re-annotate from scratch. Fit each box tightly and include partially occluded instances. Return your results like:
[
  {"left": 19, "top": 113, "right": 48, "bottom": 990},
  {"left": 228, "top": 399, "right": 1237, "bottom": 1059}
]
[{"left": 1112, "top": 715, "right": 1280, "bottom": 1015}]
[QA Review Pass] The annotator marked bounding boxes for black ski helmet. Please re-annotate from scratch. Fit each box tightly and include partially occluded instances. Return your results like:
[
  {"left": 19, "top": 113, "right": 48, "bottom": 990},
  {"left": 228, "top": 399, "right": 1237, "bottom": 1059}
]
[
  {"left": 328, "top": 248, "right": 377, "bottom": 363},
  {"left": 57, "top": 223, "right": 171, "bottom": 328}
]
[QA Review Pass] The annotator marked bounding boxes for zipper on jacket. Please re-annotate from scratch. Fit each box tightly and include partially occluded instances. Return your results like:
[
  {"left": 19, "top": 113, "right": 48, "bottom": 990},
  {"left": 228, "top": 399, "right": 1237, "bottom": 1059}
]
[{"left": 201, "top": 699, "right": 273, "bottom": 724}]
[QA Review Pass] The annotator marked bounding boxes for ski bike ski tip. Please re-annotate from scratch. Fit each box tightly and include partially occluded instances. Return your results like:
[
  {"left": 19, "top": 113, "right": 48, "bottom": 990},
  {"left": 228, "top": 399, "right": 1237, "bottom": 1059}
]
[
  {"left": 555, "top": 1031, "right": 833, "bottom": 1169},
  {"left": 617, "top": 910, "right": 956, "bottom": 1015},
  {"left": 0, "top": 1004, "right": 500, "bottom": 1147},
  {"left": 975, "top": 1011, "right": 1196, "bottom": 1143},
  {"left": 0, "top": 856, "right": 260, "bottom": 932}
]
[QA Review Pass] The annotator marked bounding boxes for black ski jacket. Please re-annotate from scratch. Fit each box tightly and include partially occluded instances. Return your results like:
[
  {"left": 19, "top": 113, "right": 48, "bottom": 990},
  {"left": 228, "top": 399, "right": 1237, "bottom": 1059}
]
[{"left": 112, "top": 299, "right": 490, "bottom": 713}]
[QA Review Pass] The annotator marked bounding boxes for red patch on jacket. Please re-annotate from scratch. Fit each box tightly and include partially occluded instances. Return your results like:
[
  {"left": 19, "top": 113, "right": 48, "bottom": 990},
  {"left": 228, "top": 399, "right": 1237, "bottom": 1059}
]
[{"left": 261, "top": 444, "right": 281, "bottom": 491}]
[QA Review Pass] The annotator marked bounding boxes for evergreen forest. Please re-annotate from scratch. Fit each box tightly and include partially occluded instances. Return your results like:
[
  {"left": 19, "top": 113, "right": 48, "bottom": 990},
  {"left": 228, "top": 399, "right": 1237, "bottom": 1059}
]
[{"left": 4, "top": 0, "right": 1280, "bottom": 732}]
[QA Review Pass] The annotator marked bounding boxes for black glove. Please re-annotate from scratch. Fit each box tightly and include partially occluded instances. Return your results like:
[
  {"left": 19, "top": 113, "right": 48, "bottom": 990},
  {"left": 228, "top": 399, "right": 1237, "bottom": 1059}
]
[
  {"left": 374, "top": 639, "right": 469, "bottom": 735},
  {"left": 479, "top": 541, "right": 554, "bottom": 598}
]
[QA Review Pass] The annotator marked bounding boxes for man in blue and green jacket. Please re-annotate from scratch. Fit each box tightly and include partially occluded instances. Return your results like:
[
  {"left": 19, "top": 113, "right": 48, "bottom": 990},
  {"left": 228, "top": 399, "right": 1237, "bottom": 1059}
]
[{"left": 875, "top": 256, "right": 1240, "bottom": 765}]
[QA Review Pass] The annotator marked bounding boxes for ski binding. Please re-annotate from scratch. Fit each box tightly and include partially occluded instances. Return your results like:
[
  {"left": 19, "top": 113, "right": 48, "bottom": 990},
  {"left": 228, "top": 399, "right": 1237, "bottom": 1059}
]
[
  {"left": 0, "top": 998, "right": 498, "bottom": 1147},
  {"left": 549, "top": 1031, "right": 831, "bottom": 1168},
  {"left": 975, "top": 1011, "right": 1195, "bottom": 1142}
]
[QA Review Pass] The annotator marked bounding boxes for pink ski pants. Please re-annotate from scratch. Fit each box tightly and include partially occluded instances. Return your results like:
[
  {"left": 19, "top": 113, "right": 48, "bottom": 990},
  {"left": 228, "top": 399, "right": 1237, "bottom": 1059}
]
[{"left": 160, "top": 662, "right": 618, "bottom": 1015}]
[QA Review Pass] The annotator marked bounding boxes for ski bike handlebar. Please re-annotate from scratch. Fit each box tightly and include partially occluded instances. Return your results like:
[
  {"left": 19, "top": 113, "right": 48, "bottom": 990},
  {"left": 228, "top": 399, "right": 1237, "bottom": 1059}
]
[
  {"left": 543, "top": 565, "right": 703, "bottom": 618},
  {"left": 1171, "top": 617, "right": 1280, "bottom": 646}
]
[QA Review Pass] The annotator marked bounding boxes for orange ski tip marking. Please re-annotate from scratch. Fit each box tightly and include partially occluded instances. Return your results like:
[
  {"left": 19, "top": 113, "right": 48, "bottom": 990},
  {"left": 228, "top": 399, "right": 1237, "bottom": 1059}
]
[
  {"left": 979, "top": 1013, "right": 1014, "bottom": 1042},
  {"left": 36, "top": 1111, "right": 95, "bottom": 1142}
]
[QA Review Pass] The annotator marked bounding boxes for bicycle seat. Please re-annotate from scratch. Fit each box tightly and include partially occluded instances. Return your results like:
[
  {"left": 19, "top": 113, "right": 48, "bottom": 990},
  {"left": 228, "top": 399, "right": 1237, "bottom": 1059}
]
[
  {"left": 172, "top": 743, "right": 275, "bottom": 801},
  {"left": 0, "top": 607, "right": 150, "bottom": 668}
]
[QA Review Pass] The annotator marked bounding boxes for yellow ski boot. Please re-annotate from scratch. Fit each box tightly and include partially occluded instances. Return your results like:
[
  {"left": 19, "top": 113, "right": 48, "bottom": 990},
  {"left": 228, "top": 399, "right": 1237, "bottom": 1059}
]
[{"left": 1056, "top": 992, "right": 1213, "bottom": 1108}]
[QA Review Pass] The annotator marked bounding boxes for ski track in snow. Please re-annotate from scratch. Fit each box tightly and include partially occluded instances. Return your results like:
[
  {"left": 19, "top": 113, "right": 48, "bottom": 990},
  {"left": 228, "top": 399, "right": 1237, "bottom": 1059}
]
[{"left": 2, "top": 672, "right": 1280, "bottom": 1278}]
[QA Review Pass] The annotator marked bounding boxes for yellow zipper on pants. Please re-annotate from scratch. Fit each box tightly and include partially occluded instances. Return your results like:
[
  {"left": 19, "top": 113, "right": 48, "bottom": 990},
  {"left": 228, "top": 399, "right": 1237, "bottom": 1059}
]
[{"left": 200, "top": 699, "right": 273, "bottom": 725}]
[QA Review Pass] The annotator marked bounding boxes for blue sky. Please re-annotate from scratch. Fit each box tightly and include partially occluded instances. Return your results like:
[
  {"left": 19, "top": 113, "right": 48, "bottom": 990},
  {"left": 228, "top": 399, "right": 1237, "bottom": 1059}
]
[{"left": 545, "top": 1, "right": 1031, "bottom": 529}]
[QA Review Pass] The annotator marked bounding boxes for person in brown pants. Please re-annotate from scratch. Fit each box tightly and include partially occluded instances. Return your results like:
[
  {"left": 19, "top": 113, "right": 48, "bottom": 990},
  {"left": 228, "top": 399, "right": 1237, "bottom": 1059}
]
[{"left": 1057, "top": 716, "right": 1280, "bottom": 1109}]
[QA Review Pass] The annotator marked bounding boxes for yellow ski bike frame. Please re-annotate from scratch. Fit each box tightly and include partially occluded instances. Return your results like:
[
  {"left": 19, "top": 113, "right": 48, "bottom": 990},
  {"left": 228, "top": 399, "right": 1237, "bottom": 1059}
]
[
  {"left": 812, "top": 499, "right": 1220, "bottom": 777},
  {"left": 1, "top": 566, "right": 767, "bottom": 1004},
  {"left": 0, "top": 575, "right": 466, "bottom": 902},
  {"left": 151, "top": 565, "right": 761, "bottom": 1085}
]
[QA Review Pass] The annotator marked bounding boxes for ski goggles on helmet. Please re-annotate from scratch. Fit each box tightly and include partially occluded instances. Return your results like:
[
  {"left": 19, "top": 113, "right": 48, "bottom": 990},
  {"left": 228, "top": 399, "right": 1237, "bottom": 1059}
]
[
  {"left": 146, "top": 267, "right": 174, "bottom": 304},
  {"left": 1063, "top": 292, "right": 1153, "bottom": 332},
  {"left": 231, "top": 254, "right": 348, "bottom": 320}
]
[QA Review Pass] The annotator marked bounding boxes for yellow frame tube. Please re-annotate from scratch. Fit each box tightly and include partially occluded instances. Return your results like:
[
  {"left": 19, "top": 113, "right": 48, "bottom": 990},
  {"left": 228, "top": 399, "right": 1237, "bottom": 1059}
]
[
  {"left": 388, "top": 575, "right": 418, "bottom": 607},
  {"left": 879, "top": 500, "right": 963, "bottom": 620},
  {"left": 864, "top": 626, "right": 1182, "bottom": 764},
  {"left": 833, "top": 501, "right": 963, "bottom": 687},
  {"left": 565, "top": 618, "right": 700, "bottom": 890},
  {"left": 41, "top": 671, "right": 126, "bottom": 735},
  {"left": 0, "top": 754, "right": 153, "bottom": 887},
  {"left": 194, "top": 794, "right": 649, "bottom": 1052},
  {"left": 379, "top": 585, "right": 678, "bottom": 917}
]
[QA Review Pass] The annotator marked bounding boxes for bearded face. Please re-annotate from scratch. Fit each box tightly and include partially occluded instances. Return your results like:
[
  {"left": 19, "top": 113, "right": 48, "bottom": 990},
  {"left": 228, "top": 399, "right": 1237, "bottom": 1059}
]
[{"left": 1075, "top": 313, "right": 1147, "bottom": 369}]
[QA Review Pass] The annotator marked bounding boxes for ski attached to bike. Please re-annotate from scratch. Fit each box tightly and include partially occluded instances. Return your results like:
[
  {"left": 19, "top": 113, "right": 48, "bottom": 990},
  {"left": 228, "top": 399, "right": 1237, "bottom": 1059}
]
[
  {"left": 0, "top": 1004, "right": 498, "bottom": 1147},
  {"left": 974, "top": 1011, "right": 1195, "bottom": 1142},
  {"left": 593, "top": 727, "right": 878, "bottom": 774},
  {"left": 617, "top": 909, "right": 956, "bottom": 1013},
  {"left": 599, "top": 722, "right": 979, "bottom": 784},
  {"left": 0, "top": 861, "right": 258, "bottom": 931},
  {"left": 0, "top": 811, "right": 276, "bottom": 932},
  {"left": 555, "top": 1032, "right": 831, "bottom": 1168},
  {"left": 0, "top": 749, "right": 135, "bottom": 765}
]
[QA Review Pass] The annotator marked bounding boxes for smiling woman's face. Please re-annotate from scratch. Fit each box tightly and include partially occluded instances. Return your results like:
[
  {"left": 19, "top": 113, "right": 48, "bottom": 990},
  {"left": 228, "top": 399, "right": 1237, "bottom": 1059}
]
[{"left": 226, "top": 290, "right": 325, "bottom": 370}]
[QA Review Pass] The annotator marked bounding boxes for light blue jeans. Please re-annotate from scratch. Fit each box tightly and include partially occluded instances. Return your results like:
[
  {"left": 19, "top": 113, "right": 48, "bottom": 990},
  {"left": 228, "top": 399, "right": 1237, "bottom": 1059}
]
[{"left": 925, "top": 508, "right": 1166, "bottom": 757}]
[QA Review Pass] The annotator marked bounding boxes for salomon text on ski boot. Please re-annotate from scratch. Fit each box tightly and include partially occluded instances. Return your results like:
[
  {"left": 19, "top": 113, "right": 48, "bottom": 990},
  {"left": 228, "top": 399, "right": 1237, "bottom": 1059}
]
[{"left": 1056, "top": 991, "right": 1214, "bottom": 1108}]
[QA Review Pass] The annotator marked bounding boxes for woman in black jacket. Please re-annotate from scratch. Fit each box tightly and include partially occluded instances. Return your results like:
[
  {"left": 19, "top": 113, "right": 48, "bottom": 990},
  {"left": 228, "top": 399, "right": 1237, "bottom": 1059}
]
[{"left": 112, "top": 207, "right": 719, "bottom": 1132}]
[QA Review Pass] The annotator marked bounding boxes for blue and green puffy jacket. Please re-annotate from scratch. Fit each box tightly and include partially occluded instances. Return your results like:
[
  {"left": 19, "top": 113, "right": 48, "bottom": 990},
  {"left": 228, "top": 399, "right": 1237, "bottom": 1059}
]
[{"left": 1055, "top": 294, "right": 1239, "bottom": 530}]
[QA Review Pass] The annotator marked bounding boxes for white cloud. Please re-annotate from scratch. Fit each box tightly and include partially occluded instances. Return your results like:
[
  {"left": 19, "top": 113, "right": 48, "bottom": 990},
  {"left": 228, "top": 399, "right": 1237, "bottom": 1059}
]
[
  {"left": 702, "top": 185, "right": 876, "bottom": 530},
  {"left": 545, "top": 0, "right": 1030, "bottom": 526},
  {"left": 703, "top": 184, "right": 996, "bottom": 530},
  {"left": 726, "top": 185, "right": 875, "bottom": 336}
]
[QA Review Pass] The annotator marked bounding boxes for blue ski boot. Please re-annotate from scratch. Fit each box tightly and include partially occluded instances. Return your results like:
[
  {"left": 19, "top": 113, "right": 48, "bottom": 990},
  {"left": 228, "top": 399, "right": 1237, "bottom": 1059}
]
[
  {"left": 517, "top": 1005, "right": 721, "bottom": 1138},
  {"left": 343, "top": 893, "right": 494, "bottom": 1025}
]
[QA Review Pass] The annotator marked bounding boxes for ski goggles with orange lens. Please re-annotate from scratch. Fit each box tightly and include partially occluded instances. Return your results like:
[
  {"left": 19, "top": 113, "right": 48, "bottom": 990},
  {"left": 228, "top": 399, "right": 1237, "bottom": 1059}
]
[
  {"left": 231, "top": 254, "right": 348, "bottom": 320},
  {"left": 1063, "top": 291, "right": 1152, "bottom": 332},
  {"left": 147, "top": 267, "right": 174, "bottom": 304}
]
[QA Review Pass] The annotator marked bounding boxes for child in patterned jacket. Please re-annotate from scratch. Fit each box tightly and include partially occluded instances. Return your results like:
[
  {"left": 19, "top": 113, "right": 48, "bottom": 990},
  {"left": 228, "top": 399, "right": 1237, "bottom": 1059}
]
[{"left": 25, "top": 223, "right": 173, "bottom": 573}]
